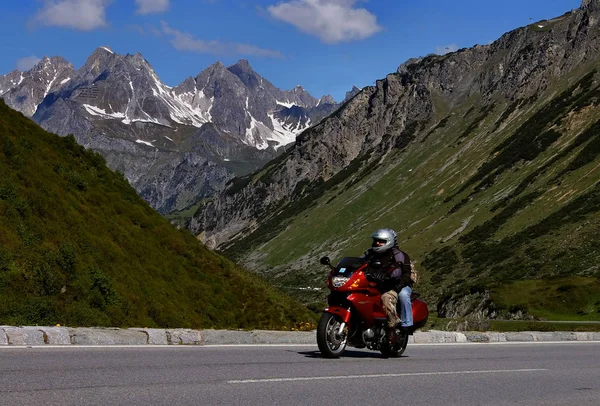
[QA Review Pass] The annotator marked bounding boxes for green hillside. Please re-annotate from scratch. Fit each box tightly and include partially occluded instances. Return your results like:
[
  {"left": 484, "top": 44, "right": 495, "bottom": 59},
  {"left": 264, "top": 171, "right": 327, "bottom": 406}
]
[
  {"left": 0, "top": 100, "right": 316, "bottom": 329},
  {"left": 220, "top": 66, "right": 600, "bottom": 322}
]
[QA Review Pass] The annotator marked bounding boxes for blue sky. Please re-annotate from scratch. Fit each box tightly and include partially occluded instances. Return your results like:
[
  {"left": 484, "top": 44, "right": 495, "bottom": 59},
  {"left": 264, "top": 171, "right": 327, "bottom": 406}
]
[{"left": 0, "top": 0, "right": 582, "bottom": 102}]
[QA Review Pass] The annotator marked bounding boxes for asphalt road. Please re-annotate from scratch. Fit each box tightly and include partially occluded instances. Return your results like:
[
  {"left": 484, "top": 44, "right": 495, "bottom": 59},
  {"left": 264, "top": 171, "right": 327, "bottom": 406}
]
[{"left": 1, "top": 342, "right": 599, "bottom": 406}]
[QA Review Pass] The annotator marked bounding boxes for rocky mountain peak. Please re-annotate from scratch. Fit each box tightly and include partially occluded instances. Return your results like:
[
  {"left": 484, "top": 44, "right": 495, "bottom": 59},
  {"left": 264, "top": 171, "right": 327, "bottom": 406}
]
[
  {"left": 581, "top": 0, "right": 600, "bottom": 11},
  {"left": 125, "top": 51, "right": 145, "bottom": 61},
  {"left": 82, "top": 46, "right": 118, "bottom": 76},
  {"left": 32, "top": 56, "right": 71, "bottom": 71},
  {"left": 1, "top": 55, "right": 73, "bottom": 116},
  {"left": 208, "top": 61, "right": 226, "bottom": 71},
  {"left": 283, "top": 85, "right": 318, "bottom": 108},
  {"left": 97, "top": 45, "right": 114, "bottom": 54},
  {"left": 227, "top": 59, "right": 262, "bottom": 90},
  {"left": 0, "top": 70, "right": 23, "bottom": 96},
  {"left": 174, "top": 76, "right": 197, "bottom": 94},
  {"left": 124, "top": 52, "right": 154, "bottom": 72},
  {"left": 230, "top": 59, "right": 252, "bottom": 72},
  {"left": 343, "top": 85, "right": 361, "bottom": 102},
  {"left": 397, "top": 57, "right": 424, "bottom": 74},
  {"left": 319, "top": 95, "right": 336, "bottom": 105},
  {"left": 196, "top": 61, "right": 231, "bottom": 85},
  {"left": 89, "top": 46, "right": 116, "bottom": 59}
]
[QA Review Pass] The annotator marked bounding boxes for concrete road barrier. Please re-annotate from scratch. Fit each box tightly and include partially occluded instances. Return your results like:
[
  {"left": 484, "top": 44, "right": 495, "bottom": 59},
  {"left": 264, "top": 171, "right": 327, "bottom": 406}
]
[{"left": 1, "top": 326, "right": 599, "bottom": 346}]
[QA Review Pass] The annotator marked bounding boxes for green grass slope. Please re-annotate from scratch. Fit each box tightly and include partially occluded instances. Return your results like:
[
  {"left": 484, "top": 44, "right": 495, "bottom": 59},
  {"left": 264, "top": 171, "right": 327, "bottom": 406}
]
[
  {"left": 0, "top": 100, "right": 316, "bottom": 329},
  {"left": 223, "top": 67, "right": 600, "bottom": 322}
]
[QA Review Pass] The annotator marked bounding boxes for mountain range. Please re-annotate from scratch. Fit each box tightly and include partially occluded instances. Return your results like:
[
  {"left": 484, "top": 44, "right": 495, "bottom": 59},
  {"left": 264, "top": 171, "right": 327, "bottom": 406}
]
[
  {"left": 0, "top": 48, "right": 353, "bottom": 213},
  {"left": 189, "top": 0, "right": 600, "bottom": 322}
]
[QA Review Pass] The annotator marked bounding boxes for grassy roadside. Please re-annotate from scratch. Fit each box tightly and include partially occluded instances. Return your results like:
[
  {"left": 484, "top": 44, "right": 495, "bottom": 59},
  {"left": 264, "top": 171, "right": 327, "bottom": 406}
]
[
  {"left": 424, "top": 315, "right": 600, "bottom": 332},
  {"left": 489, "top": 320, "right": 600, "bottom": 332}
]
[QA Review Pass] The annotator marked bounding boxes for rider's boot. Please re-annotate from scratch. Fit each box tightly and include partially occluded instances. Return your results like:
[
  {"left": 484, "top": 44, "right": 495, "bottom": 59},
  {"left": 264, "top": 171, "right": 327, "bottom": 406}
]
[{"left": 394, "top": 322, "right": 412, "bottom": 335}]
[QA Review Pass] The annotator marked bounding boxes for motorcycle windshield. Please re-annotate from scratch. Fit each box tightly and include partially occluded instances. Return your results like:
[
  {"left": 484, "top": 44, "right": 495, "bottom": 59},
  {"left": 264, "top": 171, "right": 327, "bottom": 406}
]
[{"left": 333, "top": 257, "right": 367, "bottom": 276}]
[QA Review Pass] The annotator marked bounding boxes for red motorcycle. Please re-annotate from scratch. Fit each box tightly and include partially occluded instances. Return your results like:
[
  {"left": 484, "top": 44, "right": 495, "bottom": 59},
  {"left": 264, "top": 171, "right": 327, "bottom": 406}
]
[{"left": 317, "top": 256, "right": 429, "bottom": 358}]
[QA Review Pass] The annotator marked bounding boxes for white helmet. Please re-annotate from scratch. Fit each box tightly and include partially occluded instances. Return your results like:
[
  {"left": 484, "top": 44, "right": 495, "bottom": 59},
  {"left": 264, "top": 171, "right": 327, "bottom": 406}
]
[{"left": 370, "top": 228, "right": 397, "bottom": 253}]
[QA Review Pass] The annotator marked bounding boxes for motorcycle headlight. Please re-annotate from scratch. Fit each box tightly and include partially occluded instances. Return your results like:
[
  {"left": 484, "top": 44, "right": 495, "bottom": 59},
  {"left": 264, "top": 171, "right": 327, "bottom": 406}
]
[{"left": 331, "top": 276, "right": 350, "bottom": 288}]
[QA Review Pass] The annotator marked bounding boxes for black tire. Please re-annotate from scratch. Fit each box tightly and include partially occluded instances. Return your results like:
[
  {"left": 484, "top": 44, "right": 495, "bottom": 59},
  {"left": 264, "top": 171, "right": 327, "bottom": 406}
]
[
  {"left": 380, "top": 331, "right": 409, "bottom": 358},
  {"left": 316, "top": 312, "right": 348, "bottom": 358}
]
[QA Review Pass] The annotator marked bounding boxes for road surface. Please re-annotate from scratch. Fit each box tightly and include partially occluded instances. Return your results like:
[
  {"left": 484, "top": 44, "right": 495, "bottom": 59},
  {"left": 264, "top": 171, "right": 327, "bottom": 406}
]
[{"left": 1, "top": 342, "right": 599, "bottom": 405}]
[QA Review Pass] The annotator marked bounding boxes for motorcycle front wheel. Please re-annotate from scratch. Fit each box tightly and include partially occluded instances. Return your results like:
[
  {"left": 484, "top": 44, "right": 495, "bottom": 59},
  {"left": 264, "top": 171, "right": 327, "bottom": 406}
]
[{"left": 316, "top": 312, "right": 348, "bottom": 358}]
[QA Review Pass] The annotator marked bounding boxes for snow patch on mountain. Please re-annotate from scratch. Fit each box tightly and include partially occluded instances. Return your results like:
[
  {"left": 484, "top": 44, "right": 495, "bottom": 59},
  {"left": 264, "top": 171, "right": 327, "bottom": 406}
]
[
  {"left": 246, "top": 113, "right": 269, "bottom": 150},
  {"left": 135, "top": 139, "right": 154, "bottom": 147},
  {"left": 149, "top": 70, "right": 211, "bottom": 127},
  {"left": 277, "top": 100, "right": 295, "bottom": 108},
  {"left": 44, "top": 72, "right": 59, "bottom": 100},
  {"left": 268, "top": 113, "right": 299, "bottom": 147},
  {"left": 83, "top": 103, "right": 126, "bottom": 119}
]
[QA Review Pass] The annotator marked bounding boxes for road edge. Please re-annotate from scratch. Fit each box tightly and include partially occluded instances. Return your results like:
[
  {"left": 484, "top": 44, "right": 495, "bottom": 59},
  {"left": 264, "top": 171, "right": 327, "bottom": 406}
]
[{"left": 1, "top": 326, "right": 600, "bottom": 346}]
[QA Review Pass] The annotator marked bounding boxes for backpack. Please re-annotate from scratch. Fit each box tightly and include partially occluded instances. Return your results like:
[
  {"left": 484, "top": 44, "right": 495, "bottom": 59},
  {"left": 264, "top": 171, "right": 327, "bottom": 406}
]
[{"left": 409, "top": 262, "right": 419, "bottom": 285}]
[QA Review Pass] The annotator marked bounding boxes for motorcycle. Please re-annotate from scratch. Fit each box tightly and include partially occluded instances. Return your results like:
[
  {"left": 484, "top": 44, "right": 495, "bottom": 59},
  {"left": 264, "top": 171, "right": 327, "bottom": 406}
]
[{"left": 316, "top": 256, "right": 429, "bottom": 358}]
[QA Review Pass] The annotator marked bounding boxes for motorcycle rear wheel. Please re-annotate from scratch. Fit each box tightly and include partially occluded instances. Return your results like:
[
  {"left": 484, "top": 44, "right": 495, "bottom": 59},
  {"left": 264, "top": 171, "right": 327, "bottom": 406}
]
[
  {"left": 380, "top": 331, "right": 409, "bottom": 358},
  {"left": 316, "top": 312, "right": 347, "bottom": 358}
]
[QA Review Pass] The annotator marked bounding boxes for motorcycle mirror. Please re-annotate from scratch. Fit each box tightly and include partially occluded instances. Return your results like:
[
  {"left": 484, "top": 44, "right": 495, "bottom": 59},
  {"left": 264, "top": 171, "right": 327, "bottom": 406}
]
[{"left": 320, "top": 256, "right": 331, "bottom": 266}]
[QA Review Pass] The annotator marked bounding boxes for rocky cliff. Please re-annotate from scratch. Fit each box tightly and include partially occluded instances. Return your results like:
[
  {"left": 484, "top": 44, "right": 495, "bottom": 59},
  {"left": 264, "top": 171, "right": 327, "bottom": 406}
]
[{"left": 191, "top": 2, "right": 600, "bottom": 245}]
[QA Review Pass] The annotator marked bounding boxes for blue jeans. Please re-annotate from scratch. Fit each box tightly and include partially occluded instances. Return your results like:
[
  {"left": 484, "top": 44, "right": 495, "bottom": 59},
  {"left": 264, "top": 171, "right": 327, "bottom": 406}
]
[{"left": 397, "top": 286, "right": 413, "bottom": 327}]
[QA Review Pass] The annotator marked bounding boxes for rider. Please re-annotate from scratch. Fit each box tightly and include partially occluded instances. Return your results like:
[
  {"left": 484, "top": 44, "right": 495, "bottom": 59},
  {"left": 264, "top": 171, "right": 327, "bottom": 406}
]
[{"left": 362, "top": 228, "right": 413, "bottom": 344}]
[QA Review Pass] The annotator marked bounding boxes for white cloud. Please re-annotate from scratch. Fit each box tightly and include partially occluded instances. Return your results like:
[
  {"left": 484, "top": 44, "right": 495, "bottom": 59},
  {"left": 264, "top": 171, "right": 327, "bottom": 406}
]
[
  {"left": 267, "top": 0, "right": 381, "bottom": 44},
  {"left": 135, "top": 0, "right": 169, "bottom": 14},
  {"left": 16, "top": 56, "right": 42, "bottom": 71},
  {"left": 160, "top": 21, "right": 283, "bottom": 58},
  {"left": 31, "top": 0, "right": 111, "bottom": 31},
  {"left": 435, "top": 44, "right": 458, "bottom": 55}
]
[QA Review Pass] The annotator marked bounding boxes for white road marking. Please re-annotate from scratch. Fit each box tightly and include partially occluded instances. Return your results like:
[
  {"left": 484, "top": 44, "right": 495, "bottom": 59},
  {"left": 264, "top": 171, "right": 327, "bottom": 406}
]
[{"left": 228, "top": 368, "right": 548, "bottom": 384}]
